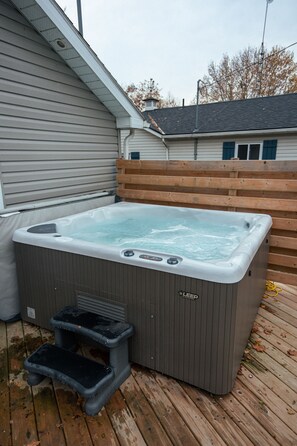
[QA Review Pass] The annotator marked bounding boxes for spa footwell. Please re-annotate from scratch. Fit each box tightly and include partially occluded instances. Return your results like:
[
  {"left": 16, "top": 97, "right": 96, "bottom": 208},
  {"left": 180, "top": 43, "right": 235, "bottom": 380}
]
[{"left": 24, "top": 306, "right": 134, "bottom": 416}]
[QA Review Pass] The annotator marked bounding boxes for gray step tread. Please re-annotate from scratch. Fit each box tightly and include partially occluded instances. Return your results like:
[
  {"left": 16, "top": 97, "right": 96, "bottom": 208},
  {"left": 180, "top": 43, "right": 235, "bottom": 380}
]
[
  {"left": 51, "top": 306, "right": 134, "bottom": 347},
  {"left": 25, "top": 343, "right": 114, "bottom": 397}
]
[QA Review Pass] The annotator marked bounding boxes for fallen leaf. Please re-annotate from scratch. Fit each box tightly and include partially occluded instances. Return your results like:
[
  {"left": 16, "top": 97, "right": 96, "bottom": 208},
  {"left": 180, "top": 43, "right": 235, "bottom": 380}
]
[
  {"left": 252, "top": 324, "right": 260, "bottom": 333},
  {"left": 263, "top": 328, "right": 273, "bottom": 335},
  {"left": 253, "top": 344, "right": 266, "bottom": 352},
  {"left": 252, "top": 340, "right": 266, "bottom": 352},
  {"left": 26, "top": 441, "right": 40, "bottom": 446},
  {"left": 287, "top": 349, "right": 297, "bottom": 357},
  {"left": 10, "top": 358, "right": 21, "bottom": 372},
  {"left": 280, "top": 332, "right": 287, "bottom": 338},
  {"left": 286, "top": 408, "right": 296, "bottom": 415},
  {"left": 237, "top": 365, "right": 243, "bottom": 375}
]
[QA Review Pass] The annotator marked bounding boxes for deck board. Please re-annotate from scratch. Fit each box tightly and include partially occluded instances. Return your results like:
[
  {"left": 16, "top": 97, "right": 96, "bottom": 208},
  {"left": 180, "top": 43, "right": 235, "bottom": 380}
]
[{"left": 1, "top": 282, "right": 297, "bottom": 446}]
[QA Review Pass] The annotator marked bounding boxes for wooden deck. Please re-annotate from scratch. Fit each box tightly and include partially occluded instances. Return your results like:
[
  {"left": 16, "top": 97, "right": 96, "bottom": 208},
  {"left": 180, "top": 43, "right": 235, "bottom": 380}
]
[{"left": 1, "top": 282, "right": 297, "bottom": 446}]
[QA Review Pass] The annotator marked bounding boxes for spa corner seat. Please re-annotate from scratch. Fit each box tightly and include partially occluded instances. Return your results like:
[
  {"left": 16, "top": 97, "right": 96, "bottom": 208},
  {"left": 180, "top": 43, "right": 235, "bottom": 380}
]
[{"left": 24, "top": 306, "right": 134, "bottom": 416}]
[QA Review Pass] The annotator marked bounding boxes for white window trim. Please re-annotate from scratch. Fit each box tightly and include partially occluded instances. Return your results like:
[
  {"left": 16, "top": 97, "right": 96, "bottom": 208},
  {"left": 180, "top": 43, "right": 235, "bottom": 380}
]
[{"left": 235, "top": 142, "right": 263, "bottom": 160}]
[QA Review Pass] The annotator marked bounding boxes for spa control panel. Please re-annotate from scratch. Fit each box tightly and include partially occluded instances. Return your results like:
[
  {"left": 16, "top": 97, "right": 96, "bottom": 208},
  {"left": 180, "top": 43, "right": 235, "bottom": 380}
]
[{"left": 122, "top": 249, "right": 181, "bottom": 266}]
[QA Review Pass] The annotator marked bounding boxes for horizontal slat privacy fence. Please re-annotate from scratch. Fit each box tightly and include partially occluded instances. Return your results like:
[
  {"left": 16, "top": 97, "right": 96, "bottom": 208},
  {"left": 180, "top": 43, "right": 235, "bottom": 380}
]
[{"left": 116, "top": 159, "right": 297, "bottom": 286}]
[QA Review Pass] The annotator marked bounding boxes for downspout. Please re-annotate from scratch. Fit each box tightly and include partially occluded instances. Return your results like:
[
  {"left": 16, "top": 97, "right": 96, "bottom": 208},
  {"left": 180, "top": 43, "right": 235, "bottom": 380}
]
[
  {"left": 161, "top": 137, "right": 169, "bottom": 160},
  {"left": 123, "top": 129, "right": 135, "bottom": 159},
  {"left": 194, "top": 139, "right": 198, "bottom": 160},
  {"left": 0, "top": 181, "right": 5, "bottom": 210}
]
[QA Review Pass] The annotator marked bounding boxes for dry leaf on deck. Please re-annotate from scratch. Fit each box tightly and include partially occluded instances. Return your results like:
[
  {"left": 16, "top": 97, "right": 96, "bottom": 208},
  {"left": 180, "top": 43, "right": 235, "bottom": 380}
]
[
  {"left": 287, "top": 349, "right": 297, "bottom": 357},
  {"left": 252, "top": 341, "right": 266, "bottom": 352},
  {"left": 252, "top": 324, "right": 260, "bottom": 333}
]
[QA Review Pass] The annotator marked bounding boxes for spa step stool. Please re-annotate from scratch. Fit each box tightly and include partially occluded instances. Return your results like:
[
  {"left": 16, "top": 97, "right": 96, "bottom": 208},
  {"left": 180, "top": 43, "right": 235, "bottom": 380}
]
[{"left": 25, "top": 306, "right": 134, "bottom": 416}]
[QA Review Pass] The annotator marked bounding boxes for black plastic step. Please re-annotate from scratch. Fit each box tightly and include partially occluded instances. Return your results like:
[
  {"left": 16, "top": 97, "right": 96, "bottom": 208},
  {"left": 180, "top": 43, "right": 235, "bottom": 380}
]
[
  {"left": 51, "top": 306, "right": 134, "bottom": 348},
  {"left": 24, "top": 343, "right": 114, "bottom": 398}
]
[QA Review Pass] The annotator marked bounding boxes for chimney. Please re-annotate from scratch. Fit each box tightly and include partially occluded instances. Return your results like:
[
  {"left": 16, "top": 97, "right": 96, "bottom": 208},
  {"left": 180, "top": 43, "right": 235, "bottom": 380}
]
[{"left": 143, "top": 97, "right": 159, "bottom": 111}]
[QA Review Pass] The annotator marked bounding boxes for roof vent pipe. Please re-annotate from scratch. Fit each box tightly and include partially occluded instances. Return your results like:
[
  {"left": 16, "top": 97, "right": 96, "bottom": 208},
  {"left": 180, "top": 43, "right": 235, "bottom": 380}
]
[{"left": 76, "top": 0, "right": 83, "bottom": 35}]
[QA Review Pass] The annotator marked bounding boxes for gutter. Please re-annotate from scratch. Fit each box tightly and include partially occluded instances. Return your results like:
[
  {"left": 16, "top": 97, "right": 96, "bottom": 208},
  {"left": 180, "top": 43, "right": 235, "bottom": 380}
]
[{"left": 162, "top": 127, "right": 297, "bottom": 139}]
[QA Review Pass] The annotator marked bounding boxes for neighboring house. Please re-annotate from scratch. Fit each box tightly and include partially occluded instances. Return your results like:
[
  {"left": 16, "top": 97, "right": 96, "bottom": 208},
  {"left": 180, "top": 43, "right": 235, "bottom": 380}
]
[
  {"left": 120, "top": 94, "right": 297, "bottom": 160},
  {"left": 0, "top": 0, "right": 145, "bottom": 320}
]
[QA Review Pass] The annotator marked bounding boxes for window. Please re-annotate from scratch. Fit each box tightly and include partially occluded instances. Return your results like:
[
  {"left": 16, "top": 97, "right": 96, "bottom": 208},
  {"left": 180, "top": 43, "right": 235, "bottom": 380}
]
[
  {"left": 130, "top": 151, "right": 140, "bottom": 160},
  {"left": 237, "top": 143, "right": 261, "bottom": 160},
  {"left": 222, "top": 140, "right": 277, "bottom": 160}
]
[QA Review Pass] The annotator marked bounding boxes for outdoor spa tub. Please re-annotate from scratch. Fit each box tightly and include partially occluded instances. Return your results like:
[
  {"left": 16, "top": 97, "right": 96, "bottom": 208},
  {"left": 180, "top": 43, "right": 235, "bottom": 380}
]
[{"left": 13, "top": 202, "right": 272, "bottom": 394}]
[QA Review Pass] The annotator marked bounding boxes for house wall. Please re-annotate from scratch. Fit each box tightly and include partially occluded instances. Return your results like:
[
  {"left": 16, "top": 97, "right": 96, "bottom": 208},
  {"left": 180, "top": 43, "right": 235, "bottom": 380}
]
[
  {"left": 120, "top": 128, "right": 297, "bottom": 160},
  {"left": 0, "top": 0, "right": 118, "bottom": 209},
  {"left": 195, "top": 134, "right": 297, "bottom": 160},
  {"left": 120, "top": 129, "right": 167, "bottom": 159},
  {"left": 275, "top": 135, "right": 297, "bottom": 159},
  {"left": 166, "top": 140, "right": 195, "bottom": 160}
]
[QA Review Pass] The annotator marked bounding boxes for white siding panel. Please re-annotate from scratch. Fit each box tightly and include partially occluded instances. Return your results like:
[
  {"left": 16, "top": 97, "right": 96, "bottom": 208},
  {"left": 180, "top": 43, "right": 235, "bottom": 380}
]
[
  {"left": 119, "top": 132, "right": 297, "bottom": 161},
  {"left": 197, "top": 139, "right": 222, "bottom": 160},
  {"left": 0, "top": 0, "right": 117, "bottom": 208},
  {"left": 120, "top": 130, "right": 166, "bottom": 160},
  {"left": 275, "top": 135, "right": 297, "bottom": 160},
  {"left": 168, "top": 140, "right": 194, "bottom": 160}
]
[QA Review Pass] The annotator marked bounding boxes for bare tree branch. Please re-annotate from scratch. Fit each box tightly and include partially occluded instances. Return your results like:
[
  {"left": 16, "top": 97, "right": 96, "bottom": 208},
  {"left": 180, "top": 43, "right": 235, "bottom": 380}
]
[{"left": 199, "top": 46, "right": 297, "bottom": 103}]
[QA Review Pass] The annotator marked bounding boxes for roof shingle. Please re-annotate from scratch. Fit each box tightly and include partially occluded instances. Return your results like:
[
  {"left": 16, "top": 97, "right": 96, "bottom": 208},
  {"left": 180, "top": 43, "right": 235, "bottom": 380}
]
[{"left": 143, "top": 93, "right": 297, "bottom": 135}]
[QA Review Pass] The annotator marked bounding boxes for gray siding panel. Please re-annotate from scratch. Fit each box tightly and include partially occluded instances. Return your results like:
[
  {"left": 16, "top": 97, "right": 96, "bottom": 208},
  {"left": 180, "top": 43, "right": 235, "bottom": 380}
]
[
  {"left": 0, "top": 88, "right": 114, "bottom": 119},
  {"left": 0, "top": 0, "right": 118, "bottom": 208}
]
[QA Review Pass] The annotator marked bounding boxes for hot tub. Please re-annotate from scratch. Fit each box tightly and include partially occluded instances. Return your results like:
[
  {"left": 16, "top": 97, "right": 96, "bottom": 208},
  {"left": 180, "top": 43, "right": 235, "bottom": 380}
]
[{"left": 13, "top": 202, "right": 272, "bottom": 394}]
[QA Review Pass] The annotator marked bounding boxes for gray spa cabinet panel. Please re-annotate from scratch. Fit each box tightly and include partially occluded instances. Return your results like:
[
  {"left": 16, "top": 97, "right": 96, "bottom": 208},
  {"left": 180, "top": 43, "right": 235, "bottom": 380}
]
[{"left": 14, "top": 236, "right": 269, "bottom": 395}]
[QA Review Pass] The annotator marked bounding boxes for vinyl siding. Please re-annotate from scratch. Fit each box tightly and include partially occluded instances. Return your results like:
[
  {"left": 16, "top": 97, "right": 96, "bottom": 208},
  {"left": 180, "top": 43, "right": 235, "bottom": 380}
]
[
  {"left": 196, "top": 140, "right": 222, "bottom": 160},
  {"left": 178, "top": 135, "right": 297, "bottom": 160},
  {"left": 167, "top": 140, "right": 194, "bottom": 160},
  {"left": 168, "top": 134, "right": 297, "bottom": 160},
  {"left": 120, "top": 129, "right": 166, "bottom": 159},
  {"left": 0, "top": 0, "right": 118, "bottom": 208},
  {"left": 275, "top": 134, "right": 297, "bottom": 159}
]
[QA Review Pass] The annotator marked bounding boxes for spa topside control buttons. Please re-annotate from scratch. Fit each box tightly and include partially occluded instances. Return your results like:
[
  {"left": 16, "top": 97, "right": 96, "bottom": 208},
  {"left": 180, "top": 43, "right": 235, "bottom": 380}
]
[
  {"left": 123, "top": 250, "right": 134, "bottom": 257},
  {"left": 122, "top": 250, "right": 181, "bottom": 266},
  {"left": 167, "top": 257, "right": 179, "bottom": 265}
]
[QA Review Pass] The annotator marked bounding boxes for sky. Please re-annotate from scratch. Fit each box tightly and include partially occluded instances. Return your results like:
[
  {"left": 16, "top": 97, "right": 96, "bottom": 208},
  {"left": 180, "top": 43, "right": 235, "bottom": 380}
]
[{"left": 55, "top": 0, "right": 297, "bottom": 105}]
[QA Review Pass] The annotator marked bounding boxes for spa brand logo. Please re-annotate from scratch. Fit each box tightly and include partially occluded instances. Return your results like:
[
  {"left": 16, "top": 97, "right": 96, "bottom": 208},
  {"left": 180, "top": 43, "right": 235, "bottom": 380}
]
[{"left": 178, "top": 290, "right": 199, "bottom": 301}]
